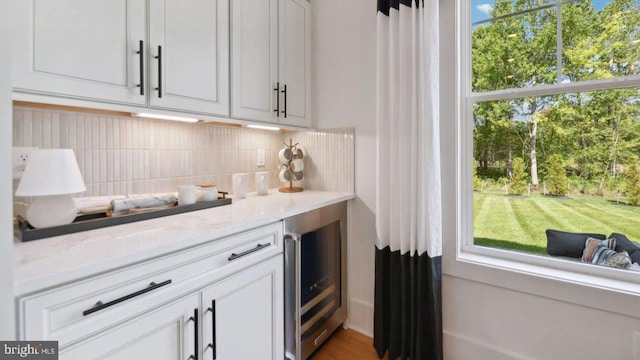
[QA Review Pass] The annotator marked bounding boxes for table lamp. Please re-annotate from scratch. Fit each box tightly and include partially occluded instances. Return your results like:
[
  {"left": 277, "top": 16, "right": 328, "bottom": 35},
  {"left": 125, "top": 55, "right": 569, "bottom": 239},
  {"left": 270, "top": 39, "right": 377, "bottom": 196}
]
[{"left": 15, "top": 149, "right": 86, "bottom": 228}]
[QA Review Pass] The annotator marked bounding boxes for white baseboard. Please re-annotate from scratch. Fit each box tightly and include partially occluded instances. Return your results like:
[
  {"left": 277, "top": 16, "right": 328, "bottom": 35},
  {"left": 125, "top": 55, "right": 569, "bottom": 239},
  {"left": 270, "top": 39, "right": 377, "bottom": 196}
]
[
  {"left": 444, "top": 331, "right": 531, "bottom": 360},
  {"left": 345, "top": 305, "right": 530, "bottom": 358},
  {"left": 345, "top": 298, "right": 374, "bottom": 338}
]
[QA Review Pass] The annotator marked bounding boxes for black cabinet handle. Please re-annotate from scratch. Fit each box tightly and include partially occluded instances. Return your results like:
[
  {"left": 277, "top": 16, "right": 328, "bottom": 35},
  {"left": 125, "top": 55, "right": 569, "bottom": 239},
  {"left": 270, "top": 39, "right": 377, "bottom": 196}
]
[
  {"left": 274, "top": 82, "right": 280, "bottom": 117},
  {"left": 155, "top": 46, "right": 162, "bottom": 98},
  {"left": 206, "top": 300, "right": 217, "bottom": 359},
  {"left": 281, "top": 84, "right": 287, "bottom": 118},
  {"left": 136, "top": 40, "right": 144, "bottom": 96},
  {"left": 188, "top": 308, "right": 198, "bottom": 360},
  {"left": 82, "top": 279, "right": 172, "bottom": 316},
  {"left": 227, "top": 243, "right": 271, "bottom": 261}
]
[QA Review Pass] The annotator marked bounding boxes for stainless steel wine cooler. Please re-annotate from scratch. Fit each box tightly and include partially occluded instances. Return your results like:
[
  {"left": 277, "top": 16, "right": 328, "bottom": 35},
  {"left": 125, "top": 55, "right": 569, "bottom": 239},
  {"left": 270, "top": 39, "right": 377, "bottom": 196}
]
[{"left": 284, "top": 201, "right": 348, "bottom": 360}]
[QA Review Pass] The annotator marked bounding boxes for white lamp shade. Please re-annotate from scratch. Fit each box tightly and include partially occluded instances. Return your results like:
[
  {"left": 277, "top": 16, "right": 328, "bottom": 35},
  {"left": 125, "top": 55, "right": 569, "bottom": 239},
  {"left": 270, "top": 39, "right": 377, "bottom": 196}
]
[{"left": 16, "top": 149, "right": 86, "bottom": 196}]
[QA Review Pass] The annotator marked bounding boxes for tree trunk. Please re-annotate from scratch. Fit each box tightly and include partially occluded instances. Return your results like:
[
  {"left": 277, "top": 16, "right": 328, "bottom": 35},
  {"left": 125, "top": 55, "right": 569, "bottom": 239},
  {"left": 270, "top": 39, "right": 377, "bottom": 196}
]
[
  {"left": 529, "top": 120, "right": 539, "bottom": 187},
  {"left": 609, "top": 114, "right": 621, "bottom": 179},
  {"left": 506, "top": 128, "right": 513, "bottom": 178}
]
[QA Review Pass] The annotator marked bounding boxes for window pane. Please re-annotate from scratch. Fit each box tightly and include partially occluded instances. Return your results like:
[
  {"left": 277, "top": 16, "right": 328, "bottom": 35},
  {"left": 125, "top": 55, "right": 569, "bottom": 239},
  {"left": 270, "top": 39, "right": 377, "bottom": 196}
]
[
  {"left": 561, "top": 0, "right": 640, "bottom": 83},
  {"left": 472, "top": 88, "right": 640, "bottom": 270},
  {"left": 471, "top": 0, "right": 556, "bottom": 25},
  {"left": 472, "top": 6, "right": 558, "bottom": 92}
]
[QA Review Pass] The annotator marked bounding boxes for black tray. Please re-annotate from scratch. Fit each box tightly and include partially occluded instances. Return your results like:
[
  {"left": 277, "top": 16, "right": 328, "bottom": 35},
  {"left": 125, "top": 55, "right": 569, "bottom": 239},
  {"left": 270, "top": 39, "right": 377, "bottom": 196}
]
[{"left": 15, "top": 197, "right": 232, "bottom": 242}]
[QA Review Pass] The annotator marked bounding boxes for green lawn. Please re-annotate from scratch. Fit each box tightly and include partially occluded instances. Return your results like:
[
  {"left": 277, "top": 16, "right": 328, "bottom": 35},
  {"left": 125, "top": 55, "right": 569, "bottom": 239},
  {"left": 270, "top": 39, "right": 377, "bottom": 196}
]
[{"left": 473, "top": 191, "right": 640, "bottom": 254}]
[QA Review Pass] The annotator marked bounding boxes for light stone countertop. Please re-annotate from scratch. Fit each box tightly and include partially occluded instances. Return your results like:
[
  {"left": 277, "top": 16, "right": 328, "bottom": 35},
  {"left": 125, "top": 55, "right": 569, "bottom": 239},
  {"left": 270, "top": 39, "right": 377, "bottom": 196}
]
[{"left": 14, "top": 190, "right": 355, "bottom": 296}]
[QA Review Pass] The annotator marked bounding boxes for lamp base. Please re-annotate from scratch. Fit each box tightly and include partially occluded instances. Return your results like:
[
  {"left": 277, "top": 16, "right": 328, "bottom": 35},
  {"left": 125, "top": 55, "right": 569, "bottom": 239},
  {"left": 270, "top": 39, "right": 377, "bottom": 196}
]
[{"left": 26, "top": 195, "right": 77, "bottom": 228}]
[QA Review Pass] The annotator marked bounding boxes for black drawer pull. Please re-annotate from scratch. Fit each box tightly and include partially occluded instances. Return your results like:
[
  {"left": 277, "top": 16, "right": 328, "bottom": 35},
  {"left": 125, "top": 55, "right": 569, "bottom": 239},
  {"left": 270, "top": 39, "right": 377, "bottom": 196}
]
[
  {"left": 155, "top": 45, "right": 162, "bottom": 98},
  {"left": 82, "top": 279, "right": 172, "bottom": 316},
  {"left": 274, "top": 82, "right": 280, "bottom": 117},
  {"left": 136, "top": 40, "right": 144, "bottom": 96},
  {"left": 188, "top": 308, "right": 198, "bottom": 360},
  {"left": 207, "top": 300, "right": 217, "bottom": 359},
  {"left": 227, "top": 243, "right": 271, "bottom": 261},
  {"left": 281, "top": 84, "right": 287, "bottom": 118}
]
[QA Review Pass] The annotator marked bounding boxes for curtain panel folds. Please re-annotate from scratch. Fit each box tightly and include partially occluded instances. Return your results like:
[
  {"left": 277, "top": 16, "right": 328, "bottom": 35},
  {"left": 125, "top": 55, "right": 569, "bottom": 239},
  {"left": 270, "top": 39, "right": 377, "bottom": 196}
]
[{"left": 374, "top": 1, "right": 442, "bottom": 359}]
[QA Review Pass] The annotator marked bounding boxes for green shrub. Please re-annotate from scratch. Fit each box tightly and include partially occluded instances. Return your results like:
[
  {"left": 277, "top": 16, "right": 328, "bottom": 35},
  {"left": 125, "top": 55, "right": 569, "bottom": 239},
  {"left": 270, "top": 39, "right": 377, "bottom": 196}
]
[
  {"left": 545, "top": 154, "right": 568, "bottom": 196},
  {"left": 473, "top": 160, "right": 482, "bottom": 191},
  {"left": 624, "top": 159, "right": 640, "bottom": 205},
  {"left": 476, "top": 166, "right": 506, "bottom": 180},
  {"left": 509, "top": 158, "right": 527, "bottom": 195}
]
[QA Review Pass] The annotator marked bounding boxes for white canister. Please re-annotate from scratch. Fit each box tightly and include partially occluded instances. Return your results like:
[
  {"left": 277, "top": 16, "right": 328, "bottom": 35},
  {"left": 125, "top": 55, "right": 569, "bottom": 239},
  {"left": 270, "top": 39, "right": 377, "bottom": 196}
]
[
  {"left": 232, "top": 173, "right": 249, "bottom": 199},
  {"left": 198, "top": 184, "right": 218, "bottom": 201},
  {"left": 255, "top": 171, "right": 270, "bottom": 195},
  {"left": 177, "top": 185, "right": 197, "bottom": 205}
]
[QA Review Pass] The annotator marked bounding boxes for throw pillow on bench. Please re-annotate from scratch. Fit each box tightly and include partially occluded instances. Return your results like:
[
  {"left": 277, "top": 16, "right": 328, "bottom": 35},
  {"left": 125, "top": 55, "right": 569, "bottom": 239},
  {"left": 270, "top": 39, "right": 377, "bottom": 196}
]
[
  {"left": 545, "top": 229, "right": 640, "bottom": 265},
  {"left": 609, "top": 233, "right": 640, "bottom": 265},
  {"left": 545, "top": 229, "right": 606, "bottom": 258},
  {"left": 581, "top": 237, "right": 632, "bottom": 269}
]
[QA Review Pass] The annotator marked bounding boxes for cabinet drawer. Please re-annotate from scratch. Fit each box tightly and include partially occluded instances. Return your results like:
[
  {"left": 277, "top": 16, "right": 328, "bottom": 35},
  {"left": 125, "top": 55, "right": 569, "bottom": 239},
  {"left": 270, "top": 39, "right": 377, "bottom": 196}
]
[{"left": 19, "top": 221, "right": 283, "bottom": 347}]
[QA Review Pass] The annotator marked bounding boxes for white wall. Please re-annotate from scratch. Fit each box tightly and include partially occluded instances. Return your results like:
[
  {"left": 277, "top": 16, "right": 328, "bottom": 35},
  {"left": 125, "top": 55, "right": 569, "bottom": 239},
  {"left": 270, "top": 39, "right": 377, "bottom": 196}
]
[
  {"left": 315, "top": 1, "right": 640, "bottom": 358},
  {"left": 0, "top": 1, "right": 16, "bottom": 339},
  {"left": 311, "top": 0, "right": 377, "bottom": 336},
  {"left": 439, "top": 0, "right": 640, "bottom": 359}
]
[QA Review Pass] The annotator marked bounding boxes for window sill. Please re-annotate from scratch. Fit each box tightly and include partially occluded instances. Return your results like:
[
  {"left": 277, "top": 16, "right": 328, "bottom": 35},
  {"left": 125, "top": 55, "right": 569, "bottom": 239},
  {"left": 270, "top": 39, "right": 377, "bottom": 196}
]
[{"left": 443, "top": 245, "right": 640, "bottom": 319}]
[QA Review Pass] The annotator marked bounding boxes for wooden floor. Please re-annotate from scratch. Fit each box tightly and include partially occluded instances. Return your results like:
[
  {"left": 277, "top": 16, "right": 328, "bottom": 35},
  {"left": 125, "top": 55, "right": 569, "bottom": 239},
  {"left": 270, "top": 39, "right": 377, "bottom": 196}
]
[{"left": 310, "top": 328, "right": 380, "bottom": 360}]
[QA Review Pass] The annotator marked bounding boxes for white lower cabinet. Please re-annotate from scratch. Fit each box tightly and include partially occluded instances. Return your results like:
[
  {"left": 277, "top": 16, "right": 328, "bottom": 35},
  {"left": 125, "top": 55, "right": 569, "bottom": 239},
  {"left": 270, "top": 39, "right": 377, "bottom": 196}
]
[
  {"left": 61, "top": 256, "right": 284, "bottom": 360},
  {"left": 201, "top": 256, "right": 284, "bottom": 360},
  {"left": 18, "top": 222, "right": 284, "bottom": 360},
  {"left": 61, "top": 293, "right": 199, "bottom": 360}
]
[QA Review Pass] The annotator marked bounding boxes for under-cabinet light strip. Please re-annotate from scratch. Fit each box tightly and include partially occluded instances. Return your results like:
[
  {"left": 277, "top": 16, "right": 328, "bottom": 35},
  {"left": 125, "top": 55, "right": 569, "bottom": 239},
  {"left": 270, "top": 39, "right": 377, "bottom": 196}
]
[
  {"left": 246, "top": 124, "right": 281, "bottom": 131},
  {"left": 132, "top": 112, "right": 199, "bottom": 123}
]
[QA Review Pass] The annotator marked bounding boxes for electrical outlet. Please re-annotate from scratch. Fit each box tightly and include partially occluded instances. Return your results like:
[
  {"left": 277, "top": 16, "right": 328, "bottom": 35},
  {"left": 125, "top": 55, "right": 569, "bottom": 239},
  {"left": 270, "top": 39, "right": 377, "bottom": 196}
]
[
  {"left": 257, "top": 149, "right": 266, "bottom": 167},
  {"left": 13, "top": 147, "right": 39, "bottom": 179},
  {"left": 633, "top": 331, "right": 640, "bottom": 360}
]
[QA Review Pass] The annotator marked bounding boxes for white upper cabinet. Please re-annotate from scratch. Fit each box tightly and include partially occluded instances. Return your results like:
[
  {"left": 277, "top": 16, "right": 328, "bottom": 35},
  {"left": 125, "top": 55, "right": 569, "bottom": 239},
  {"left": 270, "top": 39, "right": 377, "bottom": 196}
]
[
  {"left": 12, "top": 0, "right": 230, "bottom": 117},
  {"left": 279, "top": 0, "right": 312, "bottom": 128},
  {"left": 230, "top": 0, "right": 279, "bottom": 123},
  {"left": 149, "top": 0, "right": 229, "bottom": 115},
  {"left": 11, "top": 0, "right": 310, "bottom": 125},
  {"left": 231, "top": 0, "right": 311, "bottom": 128},
  {"left": 11, "top": 0, "right": 147, "bottom": 105}
]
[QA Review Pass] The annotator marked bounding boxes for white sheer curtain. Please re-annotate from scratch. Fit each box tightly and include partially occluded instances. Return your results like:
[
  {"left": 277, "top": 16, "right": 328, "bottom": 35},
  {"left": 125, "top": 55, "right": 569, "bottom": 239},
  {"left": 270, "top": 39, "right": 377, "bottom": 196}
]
[
  {"left": 376, "top": 1, "right": 441, "bottom": 257},
  {"left": 374, "top": 1, "right": 443, "bottom": 359}
]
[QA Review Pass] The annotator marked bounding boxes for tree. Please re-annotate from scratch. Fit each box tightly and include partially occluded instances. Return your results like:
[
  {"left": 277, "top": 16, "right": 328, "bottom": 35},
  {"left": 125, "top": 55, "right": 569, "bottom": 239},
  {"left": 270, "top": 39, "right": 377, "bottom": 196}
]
[
  {"left": 472, "top": 0, "right": 560, "bottom": 184},
  {"left": 471, "top": 0, "right": 640, "bottom": 194},
  {"left": 545, "top": 154, "right": 569, "bottom": 196},
  {"left": 509, "top": 157, "right": 527, "bottom": 195},
  {"left": 624, "top": 158, "right": 640, "bottom": 205},
  {"left": 473, "top": 160, "right": 482, "bottom": 191}
]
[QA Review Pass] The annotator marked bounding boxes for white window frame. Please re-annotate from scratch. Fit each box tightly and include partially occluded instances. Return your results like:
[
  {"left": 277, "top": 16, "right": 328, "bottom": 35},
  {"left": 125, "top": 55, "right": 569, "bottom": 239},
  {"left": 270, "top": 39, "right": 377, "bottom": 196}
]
[{"left": 449, "top": 0, "right": 640, "bottom": 315}]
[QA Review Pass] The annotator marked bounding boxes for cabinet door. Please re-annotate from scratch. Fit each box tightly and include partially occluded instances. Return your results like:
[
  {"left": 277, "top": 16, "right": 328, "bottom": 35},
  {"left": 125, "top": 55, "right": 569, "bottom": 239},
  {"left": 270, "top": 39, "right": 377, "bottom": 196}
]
[
  {"left": 60, "top": 293, "right": 200, "bottom": 360},
  {"left": 11, "top": 0, "right": 146, "bottom": 105},
  {"left": 279, "top": 0, "right": 312, "bottom": 128},
  {"left": 149, "top": 0, "right": 229, "bottom": 116},
  {"left": 201, "top": 256, "right": 284, "bottom": 360},
  {"left": 231, "top": 0, "right": 279, "bottom": 123}
]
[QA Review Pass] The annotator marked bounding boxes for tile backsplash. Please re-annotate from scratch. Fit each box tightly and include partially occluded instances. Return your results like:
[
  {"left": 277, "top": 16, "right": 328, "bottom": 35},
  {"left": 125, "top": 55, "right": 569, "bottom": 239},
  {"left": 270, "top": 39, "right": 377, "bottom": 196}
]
[
  {"left": 12, "top": 105, "right": 354, "bottom": 206},
  {"left": 284, "top": 129, "right": 355, "bottom": 193}
]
